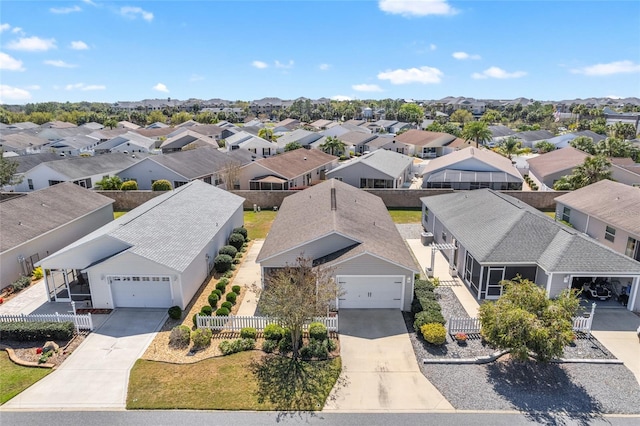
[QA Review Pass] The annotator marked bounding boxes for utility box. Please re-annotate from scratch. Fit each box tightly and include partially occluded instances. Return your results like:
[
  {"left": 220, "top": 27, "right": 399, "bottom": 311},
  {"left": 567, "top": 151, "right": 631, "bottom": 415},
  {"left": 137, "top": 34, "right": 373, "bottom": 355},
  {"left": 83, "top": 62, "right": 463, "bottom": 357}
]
[{"left": 421, "top": 232, "right": 434, "bottom": 245}]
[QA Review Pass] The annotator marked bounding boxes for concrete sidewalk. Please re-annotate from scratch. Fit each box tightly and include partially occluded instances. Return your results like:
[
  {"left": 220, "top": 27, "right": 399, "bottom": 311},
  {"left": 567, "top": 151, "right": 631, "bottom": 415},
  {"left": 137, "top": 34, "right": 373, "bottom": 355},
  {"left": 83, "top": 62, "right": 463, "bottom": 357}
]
[
  {"left": 0, "top": 280, "right": 48, "bottom": 315},
  {"left": 406, "top": 239, "right": 480, "bottom": 317},
  {"left": 235, "top": 240, "right": 264, "bottom": 316}
]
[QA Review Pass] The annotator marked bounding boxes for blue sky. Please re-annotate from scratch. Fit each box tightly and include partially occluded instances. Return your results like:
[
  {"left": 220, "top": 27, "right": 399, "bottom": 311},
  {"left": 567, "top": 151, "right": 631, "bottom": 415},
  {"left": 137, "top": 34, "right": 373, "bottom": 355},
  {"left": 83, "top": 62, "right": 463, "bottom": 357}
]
[{"left": 1, "top": 0, "right": 639, "bottom": 104}]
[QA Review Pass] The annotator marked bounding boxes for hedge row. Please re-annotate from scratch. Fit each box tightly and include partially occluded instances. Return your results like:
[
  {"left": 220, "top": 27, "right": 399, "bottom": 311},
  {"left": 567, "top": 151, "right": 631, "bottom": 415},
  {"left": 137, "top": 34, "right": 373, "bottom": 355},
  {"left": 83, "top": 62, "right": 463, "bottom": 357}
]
[{"left": 0, "top": 321, "right": 75, "bottom": 341}]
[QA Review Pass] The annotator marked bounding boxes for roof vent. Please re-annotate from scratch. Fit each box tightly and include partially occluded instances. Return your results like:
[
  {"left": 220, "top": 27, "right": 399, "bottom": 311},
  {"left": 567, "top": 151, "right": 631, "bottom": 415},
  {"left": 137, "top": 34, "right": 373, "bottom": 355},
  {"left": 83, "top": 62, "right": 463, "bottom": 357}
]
[{"left": 331, "top": 187, "right": 337, "bottom": 211}]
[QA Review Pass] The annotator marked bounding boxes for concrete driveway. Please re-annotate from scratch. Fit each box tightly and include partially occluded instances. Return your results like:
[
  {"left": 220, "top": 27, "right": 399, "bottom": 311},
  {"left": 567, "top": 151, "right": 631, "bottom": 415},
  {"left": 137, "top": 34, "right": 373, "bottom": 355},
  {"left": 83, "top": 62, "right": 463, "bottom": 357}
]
[
  {"left": 324, "top": 309, "right": 453, "bottom": 412},
  {"left": 3, "top": 309, "right": 166, "bottom": 410}
]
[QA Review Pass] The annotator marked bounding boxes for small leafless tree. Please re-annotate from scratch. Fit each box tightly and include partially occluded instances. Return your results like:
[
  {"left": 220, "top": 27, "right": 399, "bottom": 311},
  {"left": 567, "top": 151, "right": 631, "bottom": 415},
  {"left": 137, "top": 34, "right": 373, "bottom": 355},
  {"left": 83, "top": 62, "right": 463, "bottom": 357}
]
[{"left": 219, "top": 160, "right": 241, "bottom": 190}]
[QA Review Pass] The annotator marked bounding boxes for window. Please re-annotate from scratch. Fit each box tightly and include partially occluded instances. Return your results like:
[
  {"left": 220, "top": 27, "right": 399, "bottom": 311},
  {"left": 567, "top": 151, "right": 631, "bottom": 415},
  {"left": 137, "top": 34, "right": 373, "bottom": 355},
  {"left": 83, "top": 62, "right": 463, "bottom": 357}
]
[
  {"left": 28, "top": 179, "right": 34, "bottom": 190},
  {"left": 441, "top": 232, "right": 447, "bottom": 242},
  {"left": 561, "top": 207, "right": 571, "bottom": 222},
  {"left": 424, "top": 208, "right": 429, "bottom": 224},
  {"left": 203, "top": 176, "right": 212, "bottom": 184},
  {"left": 48, "top": 180, "right": 63, "bottom": 186},
  {"left": 174, "top": 181, "right": 187, "bottom": 188},
  {"left": 605, "top": 226, "right": 616, "bottom": 242},
  {"left": 625, "top": 237, "right": 638, "bottom": 259}
]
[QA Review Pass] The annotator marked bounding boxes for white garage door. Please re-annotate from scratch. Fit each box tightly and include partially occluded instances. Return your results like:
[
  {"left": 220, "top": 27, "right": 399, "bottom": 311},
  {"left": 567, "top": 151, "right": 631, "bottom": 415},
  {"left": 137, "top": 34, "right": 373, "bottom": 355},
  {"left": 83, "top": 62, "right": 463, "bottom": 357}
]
[
  {"left": 338, "top": 276, "right": 404, "bottom": 309},
  {"left": 109, "top": 276, "right": 173, "bottom": 308}
]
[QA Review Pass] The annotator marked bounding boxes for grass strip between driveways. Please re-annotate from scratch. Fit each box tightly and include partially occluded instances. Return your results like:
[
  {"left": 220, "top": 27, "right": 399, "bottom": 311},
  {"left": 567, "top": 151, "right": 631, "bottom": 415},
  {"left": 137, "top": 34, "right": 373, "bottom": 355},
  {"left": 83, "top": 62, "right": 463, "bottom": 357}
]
[
  {"left": 127, "top": 351, "right": 341, "bottom": 411},
  {"left": 243, "top": 210, "right": 278, "bottom": 239},
  {"left": 387, "top": 208, "right": 422, "bottom": 224},
  {"left": 0, "top": 351, "right": 51, "bottom": 405}
]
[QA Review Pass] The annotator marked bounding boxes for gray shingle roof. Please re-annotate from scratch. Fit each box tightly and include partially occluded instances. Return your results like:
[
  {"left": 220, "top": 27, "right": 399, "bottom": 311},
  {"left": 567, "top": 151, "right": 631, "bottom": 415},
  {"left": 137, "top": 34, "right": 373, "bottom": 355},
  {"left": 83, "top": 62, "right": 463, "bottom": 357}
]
[
  {"left": 421, "top": 146, "right": 521, "bottom": 178},
  {"left": 328, "top": 149, "right": 413, "bottom": 179},
  {"left": 421, "top": 189, "right": 640, "bottom": 274},
  {"left": 44, "top": 180, "right": 245, "bottom": 273},
  {"left": 137, "top": 146, "right": 236, "bottom": 179},
  {"left": 257, "top": 179, "right": 417, "bottom": 272},
  {"left": 12, "top": 153, "right": 63, "bottom": 173},
  {"left": 43, "top": 152, "right": 149, "bottom": 179},
  {"left": 1, "top": 182, "right": 114, "bottom": 252}
]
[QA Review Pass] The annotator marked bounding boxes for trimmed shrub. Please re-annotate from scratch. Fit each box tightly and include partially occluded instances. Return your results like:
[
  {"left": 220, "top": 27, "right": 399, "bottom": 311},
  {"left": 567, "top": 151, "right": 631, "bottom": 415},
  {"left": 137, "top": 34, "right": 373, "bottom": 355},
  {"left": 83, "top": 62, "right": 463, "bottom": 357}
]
[
  {"left": 308, "top": 339, "right": 329, "bottom": 360},
  {"left": 213, "top": 254, "right": 233, "bottom": 273},
  {"left": 228, "top": 233, "right": 245, "bottom": 251},
  {"left": 213, "top": 289, "right": 223, "bottom": 299},
  {"left": 218, "top": 277, "right": 229, "bottom": 286},
  {"left": 420, "top": 323, "right": 447, "bottom": 345},
  {"left": 413, "top": 310, "right": 446, "bottom": 330},
  {"left": 240, "top": 327, "right": 257, "bottom": 340},
  {"left": 308, "top": 322, "right": 328, "bottom": 340},
  {"left": 300, "top": 345, "right": 313, "bottom": 360},
  {"left": 169, "top": 325, "right": 191, "bottom": 349},
  {"left": 221, "top": 301, "right": 233, "bottom": 311},
  {"left": 208, "top": 293, "right": 219, "bottom": 308},
  {"left": 191, "top": 328, "right": 213, "bottom": 349},
  {"left": 278, "top": 337, "right": 292, "bottom": 354},
  {"left": 219, "top": 338, "right": 255, "bottom": 356},
  {"left": 11, "top": 275, "right": 31, "bottom": 292},
  {"left": 120, "top": 180, "right": 138, "bottom": 191},
  {"left": 218, "top": 245, "right": 238, "bottom": 258},
  {"left": 232, "top": 258, "right": 241, "bottom": 265},
  {"left": 200, "top": 305, "right": 213, "bottom": 316},
  {"left": 232, "top": 285, "right": 241, "bottom": 295},
  {"left": 216, "top": 307, "right": 230, "bottom": 316},
  {"left": 151, "top": 179, "right": 172, "bottom": 191},
  {"left": 223, "top": 270, "right": 234, "bottom": 278},
  {"left": 232, "top": 226, "right": 248, "bottom": 240},
  {"left": 235, "top": 252, "right": 243, "bottom": 259},
  {"left": 0, "top": 321, "right": 74, "bottom": 341},
  {"left": 225, "top": 292, "right": 237, "bottom": 304},
  {"left": 216, "top": 281, "right": 227, "bottom": 292},
  {"left": 264, "top": 323, "right": 284, "bottom": 341},
  {"left": 326, "top": 338, "right": 337, "bottom": 352},
  {"left": 32, "top": 267, "right": 43, "bottom": 280},
  {"left": 262, "top": 339, "right": 278, "bottom": 353},
  {"left": 193, "top": 313, "right": 199, "bottom": 328},
  {"left": 167, "top": 305, "right": 182, "bottom": 320}
]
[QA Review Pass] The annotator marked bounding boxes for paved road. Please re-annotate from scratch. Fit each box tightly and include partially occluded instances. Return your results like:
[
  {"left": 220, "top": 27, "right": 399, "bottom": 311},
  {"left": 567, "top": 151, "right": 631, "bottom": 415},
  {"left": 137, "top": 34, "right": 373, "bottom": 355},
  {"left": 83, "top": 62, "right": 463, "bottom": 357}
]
[
  {"left": 2, "top": 309, "right": 166, "bottom": 409},
  {"left": 1, "top": 410, "right": 638, "bottom": 426}
]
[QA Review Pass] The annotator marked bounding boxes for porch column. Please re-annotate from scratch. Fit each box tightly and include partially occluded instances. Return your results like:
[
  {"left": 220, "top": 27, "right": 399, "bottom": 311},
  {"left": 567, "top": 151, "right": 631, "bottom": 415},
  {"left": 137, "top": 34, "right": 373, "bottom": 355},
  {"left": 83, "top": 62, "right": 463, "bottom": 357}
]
[
  {"left": 628, "top": 276, "right": 640, "bottom": 312},
  {"left": 428, "top": 247, "right": 436, "bottom": 278},
  {"left": 43, "top": 269, "right": 52, "bottom": 301}
]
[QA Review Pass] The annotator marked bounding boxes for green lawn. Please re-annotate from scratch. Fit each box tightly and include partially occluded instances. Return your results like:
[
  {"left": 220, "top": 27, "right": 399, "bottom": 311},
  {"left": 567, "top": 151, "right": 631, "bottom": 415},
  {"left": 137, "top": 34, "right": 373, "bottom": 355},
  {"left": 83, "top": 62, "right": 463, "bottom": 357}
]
[
  {"left": 387, "top": 208, "right": 422, "bottom": 224},
  {"left": 0, "top": 352, "right": 51, "bottom": 404},
  {"left": 244, "top": 210, "right": 278, "bottom": 239},
  {"left": 114, "top": 210, "right": 128, "bottom": 219},
  {"left": 127, "top": 351, "right": 341, "bottom": 411}
]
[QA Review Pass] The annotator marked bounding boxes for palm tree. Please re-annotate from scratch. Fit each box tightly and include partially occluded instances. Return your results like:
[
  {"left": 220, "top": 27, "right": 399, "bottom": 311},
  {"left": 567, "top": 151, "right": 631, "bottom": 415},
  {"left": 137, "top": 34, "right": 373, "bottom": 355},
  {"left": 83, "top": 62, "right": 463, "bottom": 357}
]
[
  {"left": 497, "top": 136, "right": 522, "bottom": 160},
  {"left": 319, "top": 136, "right": 346, "bottom": 156},
  {"left": 462, "top": 121, "right": 492, "bottom": 148},
  {"left": 258, "top": 127, "right": 274, "bottom": 141},
  {"left": 569, "top": 155, "right": 612, "bottom": 189}
]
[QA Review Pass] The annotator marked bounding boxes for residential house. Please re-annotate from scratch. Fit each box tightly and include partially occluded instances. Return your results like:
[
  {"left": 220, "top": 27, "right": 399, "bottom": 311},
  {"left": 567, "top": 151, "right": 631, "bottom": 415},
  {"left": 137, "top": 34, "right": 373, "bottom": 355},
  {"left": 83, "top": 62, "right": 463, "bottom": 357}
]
[
  {"left": 225, "top": 131, "right": 276, "bottom": 157},
  {"left": 510, "top": 130, "right": 555, "bottom": 148},
  {"left": 117, "top": 121, "right": 141, "bottom": 130},
  {"left": 326, "top": 149, "right": 413, "bottom": 188},
  {"left": 394, "top": 129, "right": 464, "bottom": 158},
  {"left": 160, "top": 130, "right": 218, "bottom": 153},
  {"left": 273, "top": 118, "right": 301, "bottom": 133},
  {"left": 7, "top": 153, "right": 63, "bottom": 191},
  {"left": 275, "top": 129, "right": 323, "bottom": 152},
  {"left": 45, "top": 134, "right": 100, "bottom": 156},
  {"left": 1, "top": 183, "right": 114, "bottom": 289},
  {"left": 420, "top": 146, "right": 523, "bottom": 190},
  {"left": 94, "top": 131, "right": 157, "bottom": 154},
  {"left": 237, "top": 148, "right": 337, "bottom": 190},
  {"left": 257, "top": 179, "right": 418, "bottom": 310},
  {"left": 0, "top": 132, "right": 50, "bottom": 155},
  {"left": 555, "top": 180, "right": 640, "bottom": 263},
  {"left": 421, "top": 189, "right": 640, "bottom": 311},
  {"left": 37, "top": 180, "right": 244, "bottom": 309},
  {"left": 117, "top": 146, "right": 241, "bottom": 189},
  {"left": 146, "top": 122, "right": 169, "bottom": 129},
  {"left": 13, "top": 152, "right": 147, "bottom": 192},
  {"left": 80, "top": 122, "right": 105, "bottom": 131},
  {"left": 545, "top": 130, "right": 605, "bottom": 150}
]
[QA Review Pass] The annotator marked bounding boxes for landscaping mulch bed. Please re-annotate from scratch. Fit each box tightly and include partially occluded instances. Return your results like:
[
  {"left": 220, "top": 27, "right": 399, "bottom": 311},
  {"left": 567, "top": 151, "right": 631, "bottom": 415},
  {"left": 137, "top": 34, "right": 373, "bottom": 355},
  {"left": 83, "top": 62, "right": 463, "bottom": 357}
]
[
  {"left": 0, "top": 278, "right": 41, "bottom": 305},
  {"left": 1, "top": 334, "right": 86, "bottom": 367},
  {"left": 76, "top": 308, "right": 112, "bottom": 315}
]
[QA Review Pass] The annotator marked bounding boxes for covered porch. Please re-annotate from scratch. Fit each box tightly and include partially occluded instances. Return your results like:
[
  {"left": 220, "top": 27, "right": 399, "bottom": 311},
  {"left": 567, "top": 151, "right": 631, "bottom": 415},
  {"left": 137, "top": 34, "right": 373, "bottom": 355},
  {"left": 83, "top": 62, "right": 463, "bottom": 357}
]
[
  {"left": 249, "top": 175, "right": 289, "bottom": 190},
  {"left": 43, "top": 268, "right": 93, "bottom": 308}
]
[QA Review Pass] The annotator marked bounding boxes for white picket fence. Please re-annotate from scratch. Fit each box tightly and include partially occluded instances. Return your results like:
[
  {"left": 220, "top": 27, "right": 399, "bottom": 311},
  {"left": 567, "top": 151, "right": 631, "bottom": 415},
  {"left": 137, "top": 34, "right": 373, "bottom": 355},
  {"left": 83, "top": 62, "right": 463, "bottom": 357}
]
[
  {"left": 197, "top": 314, "right": 338, "bottom": 332},
  {"left": 447, "top": 317, "right": 481, "bottom": 335},
  {"left": 448, "top": 303, "right": 596, "bottom": 337},
  {"left": 0, "top": 312, "right": 94, "bottom": 331}
]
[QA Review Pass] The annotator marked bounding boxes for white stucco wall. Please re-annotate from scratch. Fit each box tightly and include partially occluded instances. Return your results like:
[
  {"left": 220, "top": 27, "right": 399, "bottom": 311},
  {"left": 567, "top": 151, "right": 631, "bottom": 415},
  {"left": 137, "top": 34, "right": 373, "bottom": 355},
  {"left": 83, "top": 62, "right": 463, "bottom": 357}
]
[{"left": 117, "top": 160, "right": 187, "bottom": 190}]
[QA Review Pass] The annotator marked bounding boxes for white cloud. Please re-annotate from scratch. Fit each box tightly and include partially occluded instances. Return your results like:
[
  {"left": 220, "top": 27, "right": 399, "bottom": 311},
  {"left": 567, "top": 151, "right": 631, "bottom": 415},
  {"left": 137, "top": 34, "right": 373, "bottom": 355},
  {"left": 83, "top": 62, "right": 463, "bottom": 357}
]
[
  {"left": 452, "top": 51, "right": 481, "bottom": 60},
  {"left": 44, "top": 60, "right": 77, "bottom": 68},
  {"left": 319, "top": 63, "right": 331, "bottom": 71},
  {"left": 120, "top": 6, "right": 154, "bottom": 22},
  {"left": 65, "top": 83, "right": 105, "bottom": 91},
  {"left": 0, "top": 52, "right": 25, "bottom": 71},
  {"left": 352, "top": 83, "right": 384, "bottom": 92},
  {"left": 570, "top": 60, "right": 640, "bottom": 76},
  {"left": 26, "top": 85, "right": 40, "bottom": 90},
  {"left": 472, "top": 67, "right": 527, "bottom": 79},
  {"left": 50, "top": 5, "right": 82, "bottom": 14},
  {"left": 430, "top": 43, "right": 437, "bottom": 51},
  {"left": 70, "top": 41, "right": 89, "bottom": 50},
  {"left": 331, "top": 95, "right": 352, "bottom": 101},
  {"left": 252, "top": 60, "right": 268, "bottom": 69},
  {"left": 190, "top": 74, "right": 204, "bottom": 82},
  {"left": 12, "top": 27, "right": 25, "bottom": 36},
  {"left": 153, "top": 83, "right": 169, "bottom": 93},
  {"left": 6, "top": 36, "right": 57, "bottom": 52},
  {"left": 0, "top": 84, "right": 32, "bottom": 102},
  {"left": 82, "top": 0, "right": 97, "bottom": 6},
  {"left": 379, "top": 0, "right": 458, "bottom": 17},
  {"left": 378, "top": 66, "right": 443, "bottom": 84},
  {"left": 275, "top": 60, "right": 294, "bottom": 69},
  {"left": 0, "top": 23, "right": 10, "bottom": 32}
]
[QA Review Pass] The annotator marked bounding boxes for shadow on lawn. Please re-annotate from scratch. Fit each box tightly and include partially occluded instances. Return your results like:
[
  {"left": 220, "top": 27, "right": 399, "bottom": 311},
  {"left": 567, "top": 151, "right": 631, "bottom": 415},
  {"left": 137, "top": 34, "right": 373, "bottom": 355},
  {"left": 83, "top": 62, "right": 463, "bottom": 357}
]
[
  {"left": 250, "top": 354, "right": 346, "bottom": 421},
  {"left": 487, "top": 359, "right": 604, "bottom": 426}
]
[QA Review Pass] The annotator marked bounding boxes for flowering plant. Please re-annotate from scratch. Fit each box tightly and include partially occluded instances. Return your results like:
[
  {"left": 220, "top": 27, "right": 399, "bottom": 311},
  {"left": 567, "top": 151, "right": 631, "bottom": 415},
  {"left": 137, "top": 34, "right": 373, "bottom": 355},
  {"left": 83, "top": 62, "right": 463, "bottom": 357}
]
[{"left": 454, "top": 332, "right": 468, "bottom": 342}]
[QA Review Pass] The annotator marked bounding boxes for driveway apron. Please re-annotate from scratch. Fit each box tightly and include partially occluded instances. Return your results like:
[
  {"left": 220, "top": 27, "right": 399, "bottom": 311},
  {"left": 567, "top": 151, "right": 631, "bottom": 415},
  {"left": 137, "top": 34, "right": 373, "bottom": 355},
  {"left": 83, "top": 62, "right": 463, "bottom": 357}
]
[
  {"left": 324, "top": 309, "right": 453, "bottom": 412},
  {"left": 2, "top": 309, "right": 166, "bottom": 410}
]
